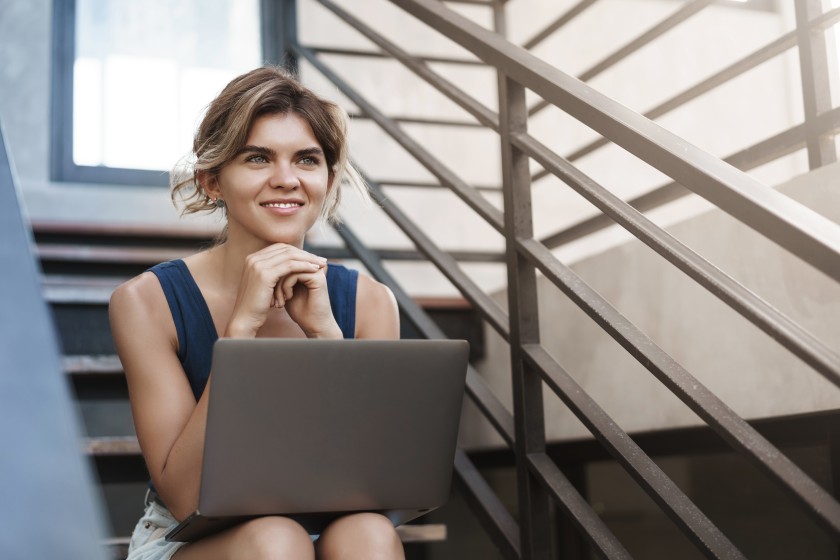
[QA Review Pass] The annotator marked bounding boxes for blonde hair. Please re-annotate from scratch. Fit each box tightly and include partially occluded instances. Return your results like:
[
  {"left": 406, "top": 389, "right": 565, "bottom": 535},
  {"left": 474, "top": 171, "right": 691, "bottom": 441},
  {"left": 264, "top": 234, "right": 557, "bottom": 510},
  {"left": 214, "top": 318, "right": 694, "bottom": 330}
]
[{"left": 171, "top": 66, "right": 367, "bottom": 224}]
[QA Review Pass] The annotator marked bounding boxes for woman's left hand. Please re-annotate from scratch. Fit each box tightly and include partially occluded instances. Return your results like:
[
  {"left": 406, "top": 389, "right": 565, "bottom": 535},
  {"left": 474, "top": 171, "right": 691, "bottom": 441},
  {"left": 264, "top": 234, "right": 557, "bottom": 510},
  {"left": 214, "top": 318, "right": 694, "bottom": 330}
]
[{"left": 280, "top": 265, "right": 343, "bottom": 339}]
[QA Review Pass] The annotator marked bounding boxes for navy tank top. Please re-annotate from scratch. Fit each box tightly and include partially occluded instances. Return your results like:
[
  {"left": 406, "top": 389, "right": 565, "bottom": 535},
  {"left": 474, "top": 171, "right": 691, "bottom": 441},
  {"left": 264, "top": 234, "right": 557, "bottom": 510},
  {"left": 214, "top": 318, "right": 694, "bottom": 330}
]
[{"left": 149, "top": 259, "right": 358, "bottom": 400}]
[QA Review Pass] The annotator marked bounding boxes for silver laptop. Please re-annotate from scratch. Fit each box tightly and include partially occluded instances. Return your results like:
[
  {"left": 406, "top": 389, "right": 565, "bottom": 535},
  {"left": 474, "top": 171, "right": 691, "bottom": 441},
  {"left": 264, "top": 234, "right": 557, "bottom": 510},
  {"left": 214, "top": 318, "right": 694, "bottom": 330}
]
[{"left": 166, "top": 338, "right": 469, "bottom": 542}]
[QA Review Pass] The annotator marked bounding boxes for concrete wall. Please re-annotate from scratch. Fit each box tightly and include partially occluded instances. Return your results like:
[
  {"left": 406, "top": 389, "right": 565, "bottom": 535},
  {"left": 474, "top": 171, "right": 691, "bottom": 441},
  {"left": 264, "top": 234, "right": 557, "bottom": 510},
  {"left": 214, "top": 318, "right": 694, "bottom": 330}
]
[{"left": 460, "top": 160, "right": 840, "bottom": 448}]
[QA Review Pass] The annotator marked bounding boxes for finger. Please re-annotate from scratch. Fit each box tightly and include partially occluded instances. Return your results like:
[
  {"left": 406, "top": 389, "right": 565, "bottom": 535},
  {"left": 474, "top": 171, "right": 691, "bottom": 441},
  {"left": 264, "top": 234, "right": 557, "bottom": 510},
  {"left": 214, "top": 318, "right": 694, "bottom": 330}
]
[
  {"left": 252, "top": 259, "right": 323, "bottom": 293},
  {"left": 251, "top": 257, "right": 325, "bottom": 288},
  {"left": 282, "top": 269, "right": 327, "bottom": 299},
  {"left": 273, "top": 287, "right": 283, "bottom": 308},
  {"left": 250, "top": 244, "right": 327, "bottom": 267},
  {"left": 279, "top": 273, "right": 301, "bottom": 302},
  {"left": 275, "top": 270, "right": 318, "bottom": 304}
]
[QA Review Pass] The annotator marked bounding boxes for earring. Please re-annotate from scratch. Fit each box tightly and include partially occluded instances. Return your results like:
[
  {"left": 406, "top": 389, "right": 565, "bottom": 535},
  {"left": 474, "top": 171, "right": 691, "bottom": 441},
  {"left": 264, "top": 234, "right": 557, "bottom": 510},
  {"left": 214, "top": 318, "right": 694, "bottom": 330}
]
[{"left": 215, "top": 198, "right": 226, "bottom": 208}]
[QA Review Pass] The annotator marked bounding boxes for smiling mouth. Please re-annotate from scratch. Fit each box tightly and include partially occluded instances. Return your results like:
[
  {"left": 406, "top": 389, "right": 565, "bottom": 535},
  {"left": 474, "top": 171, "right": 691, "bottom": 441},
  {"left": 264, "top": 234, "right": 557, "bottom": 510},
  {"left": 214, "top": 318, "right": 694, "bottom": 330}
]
[{"left": 261, "top": 202, "right": 304, "bottom": 208}]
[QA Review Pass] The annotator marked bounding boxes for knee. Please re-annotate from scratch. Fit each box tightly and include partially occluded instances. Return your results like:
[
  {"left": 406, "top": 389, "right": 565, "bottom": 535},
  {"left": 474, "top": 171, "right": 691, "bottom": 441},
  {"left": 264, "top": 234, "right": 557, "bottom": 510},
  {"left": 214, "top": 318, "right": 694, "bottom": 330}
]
[
  {"left": 344, "top": 513, "right": 401, "bottom": 547},
  {"left": 319, "top": 513, "right": 403, "bottom": 558},
  {"left": 233, "top": 516, "right": 314, "bottom": 560}
]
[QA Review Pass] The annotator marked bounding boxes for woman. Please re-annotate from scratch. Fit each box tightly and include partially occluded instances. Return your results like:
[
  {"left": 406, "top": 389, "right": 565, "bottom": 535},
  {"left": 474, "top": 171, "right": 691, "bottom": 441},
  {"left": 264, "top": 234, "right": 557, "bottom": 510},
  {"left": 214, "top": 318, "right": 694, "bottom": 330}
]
[{"left": 109, "top": 66, "right": 404, "bottom": 560}]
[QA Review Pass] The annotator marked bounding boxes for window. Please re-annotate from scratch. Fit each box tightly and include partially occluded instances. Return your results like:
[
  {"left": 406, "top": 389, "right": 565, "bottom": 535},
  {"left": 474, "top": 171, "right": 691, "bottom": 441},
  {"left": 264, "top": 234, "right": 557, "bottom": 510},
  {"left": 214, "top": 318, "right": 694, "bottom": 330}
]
[{"left": 51, "top": 0, "right": 270, "bottom": 186}]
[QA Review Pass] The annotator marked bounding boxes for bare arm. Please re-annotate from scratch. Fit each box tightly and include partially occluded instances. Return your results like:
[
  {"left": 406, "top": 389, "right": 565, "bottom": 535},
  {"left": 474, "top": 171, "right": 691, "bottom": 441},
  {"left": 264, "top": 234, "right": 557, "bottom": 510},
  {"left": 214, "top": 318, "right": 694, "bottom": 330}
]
[{"left": 109, "top": 273, "right": 209, "bottom": 521}]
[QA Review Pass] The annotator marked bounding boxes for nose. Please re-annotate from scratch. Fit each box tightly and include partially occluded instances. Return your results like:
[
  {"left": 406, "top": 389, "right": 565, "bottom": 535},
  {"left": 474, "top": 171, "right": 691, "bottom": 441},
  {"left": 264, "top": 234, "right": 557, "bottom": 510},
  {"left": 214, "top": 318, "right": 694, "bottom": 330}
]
[{"left": 269, "top": 162, "right": 300, "bottom": 190}]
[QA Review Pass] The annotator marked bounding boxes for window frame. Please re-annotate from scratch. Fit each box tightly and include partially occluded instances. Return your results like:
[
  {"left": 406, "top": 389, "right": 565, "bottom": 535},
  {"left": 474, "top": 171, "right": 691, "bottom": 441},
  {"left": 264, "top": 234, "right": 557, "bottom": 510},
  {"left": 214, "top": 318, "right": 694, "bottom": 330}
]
[{"left": 49, "top": 0, "right": 294, "bottom": 187}]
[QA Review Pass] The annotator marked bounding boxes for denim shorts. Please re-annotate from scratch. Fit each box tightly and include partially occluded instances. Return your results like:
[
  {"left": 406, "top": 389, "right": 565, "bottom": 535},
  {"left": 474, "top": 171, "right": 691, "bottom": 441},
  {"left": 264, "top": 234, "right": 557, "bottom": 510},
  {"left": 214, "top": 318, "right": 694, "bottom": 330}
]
[{"left": 125, "top": 492, "right": 187, "bottom": 560}]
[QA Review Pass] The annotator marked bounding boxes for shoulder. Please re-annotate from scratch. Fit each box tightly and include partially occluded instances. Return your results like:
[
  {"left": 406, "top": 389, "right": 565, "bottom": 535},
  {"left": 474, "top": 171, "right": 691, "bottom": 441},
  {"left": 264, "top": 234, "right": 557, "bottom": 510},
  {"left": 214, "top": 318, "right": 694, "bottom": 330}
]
[
  {"left": 110, "top": 258, "right": 195, "bottom": 312},
  {"left": 356, "top": 274, "right": 394, "bottom": 307},
  {"left": 109, "top": 271, "right": 164, "bottom": 311},
  {"left": 354, "top": 274, "right": 399, "bottom": 339},
  {"left": 109, "top": 271, "right": 173, "bottom": 340},
  {"left": 110, "top": 271, "right": 163, "bottom": 307}
]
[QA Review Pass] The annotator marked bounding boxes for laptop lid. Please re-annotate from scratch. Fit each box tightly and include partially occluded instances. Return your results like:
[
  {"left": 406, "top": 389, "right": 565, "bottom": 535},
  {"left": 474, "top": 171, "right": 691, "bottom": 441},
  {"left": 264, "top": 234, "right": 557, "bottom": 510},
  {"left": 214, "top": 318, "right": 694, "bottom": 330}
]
[{"left": 198, "top": 338, "right": 468, "bottom": 522}]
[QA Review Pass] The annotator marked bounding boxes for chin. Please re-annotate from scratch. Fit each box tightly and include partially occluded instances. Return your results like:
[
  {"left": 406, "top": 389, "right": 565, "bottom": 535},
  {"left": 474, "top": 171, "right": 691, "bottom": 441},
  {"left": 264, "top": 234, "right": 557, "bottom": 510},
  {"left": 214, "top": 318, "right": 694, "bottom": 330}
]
[
  {"left": 242, "top": 218, "right": 317, "bottom": 247},
  {"left": 265, "top": 230, "right": 308, "bottom": 247}
]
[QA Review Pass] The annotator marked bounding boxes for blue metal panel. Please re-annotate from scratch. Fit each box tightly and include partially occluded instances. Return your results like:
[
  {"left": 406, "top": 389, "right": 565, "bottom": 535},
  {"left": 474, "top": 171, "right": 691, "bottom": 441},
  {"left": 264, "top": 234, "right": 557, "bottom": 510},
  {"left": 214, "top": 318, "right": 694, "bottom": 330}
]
[{"left": 0, "top": 122, "right": 108, "bottom": 559}]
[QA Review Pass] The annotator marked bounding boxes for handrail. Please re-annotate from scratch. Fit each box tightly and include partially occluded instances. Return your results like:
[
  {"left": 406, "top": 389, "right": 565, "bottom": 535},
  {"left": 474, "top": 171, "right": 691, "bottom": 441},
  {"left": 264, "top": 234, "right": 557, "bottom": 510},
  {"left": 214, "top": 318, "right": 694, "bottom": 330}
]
[
  {"left": 532, "top": 6, "right": 840, "bottom": 180},
  {"left": 307, "top": 45, "right": 484, "bottom": 65},
  {"left": 374, "top": 178, "right": 501, "bottom": 192},
  {"left": 454, "top": 450, "right": 521, "bottom": 559},
  {"left": 795, "top": 1, "right": 837, "bottom": 168},
  {"left": 314, "top": 0, "right": 498, "bottom": 131},
  {"left": 363, "top": 172, "right": 510, "bottom": 341},
  {"left": 297, "top": 45, "right": 522, "bottom": 347},
  {"left": 526, "top": 453, "right": 633, "bottom": 559},
  {"left": 522, "top": 344, "right": 745, "bottom": 559},
  {"left": 540, "top": 104, "right": 840, "bottom": 249},
  {"left": 333, "top": 218, "right": 515, "bottom": 447},
  {"left": 294, "top": 44, "right": 506, "bottom": 235},
  {"left": 518, "top": 237, "right": 840, "bottom": 536},
  {"left": 348, "top": 113, "right": 486, "bottom": 128},
  {"left": 527, "top": 0, "right": 716, "bottom": 116},
  {"left": 390, "top": 0, "right": 840, "bottom": 285},
  {"left": 521, "top": 0, "right": 598, "bottom": 50},
  {"left": 514, "top": 130, "right": 840, "bottom": 387}
]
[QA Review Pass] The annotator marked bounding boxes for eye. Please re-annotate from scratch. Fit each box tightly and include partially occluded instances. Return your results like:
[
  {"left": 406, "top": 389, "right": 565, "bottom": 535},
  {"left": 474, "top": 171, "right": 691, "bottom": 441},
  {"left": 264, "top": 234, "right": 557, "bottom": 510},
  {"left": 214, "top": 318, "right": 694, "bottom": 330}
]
[
  {"left": 299, "top": 156, "right": 320, "bottom": 166},
  {"left": 246, "top": 154, "right": 269, "bottom": 164}
]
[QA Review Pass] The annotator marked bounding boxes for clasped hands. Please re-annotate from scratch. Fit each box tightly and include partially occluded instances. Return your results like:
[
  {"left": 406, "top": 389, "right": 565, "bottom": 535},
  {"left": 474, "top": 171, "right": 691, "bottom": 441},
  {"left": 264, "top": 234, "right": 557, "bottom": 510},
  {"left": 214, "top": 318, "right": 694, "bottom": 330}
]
[{"left": 224, "top": 243, "right": 341, "bottom": 339}]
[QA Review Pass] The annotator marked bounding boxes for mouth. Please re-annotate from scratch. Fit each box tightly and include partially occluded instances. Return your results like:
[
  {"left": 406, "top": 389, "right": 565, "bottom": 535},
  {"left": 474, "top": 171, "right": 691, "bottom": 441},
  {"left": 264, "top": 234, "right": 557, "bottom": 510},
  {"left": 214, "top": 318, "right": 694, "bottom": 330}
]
[{"left": 260, "top": 201, "right": 304, "bottom": 209}]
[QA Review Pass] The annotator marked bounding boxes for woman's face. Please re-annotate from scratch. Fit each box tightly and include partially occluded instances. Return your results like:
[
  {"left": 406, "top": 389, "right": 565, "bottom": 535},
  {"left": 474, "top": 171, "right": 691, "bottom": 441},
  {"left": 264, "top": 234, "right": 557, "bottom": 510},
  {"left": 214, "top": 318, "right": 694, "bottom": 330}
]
[{"left": 210, "top": 112, "right": 332, "bottom": 248}]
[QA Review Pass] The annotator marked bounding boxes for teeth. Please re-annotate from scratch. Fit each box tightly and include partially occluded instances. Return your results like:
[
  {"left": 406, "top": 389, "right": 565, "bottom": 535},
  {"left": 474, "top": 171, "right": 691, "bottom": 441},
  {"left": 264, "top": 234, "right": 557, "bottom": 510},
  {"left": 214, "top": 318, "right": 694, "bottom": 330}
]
[{"left": 262, "top": 202, "right": 301, "bottom": 208}]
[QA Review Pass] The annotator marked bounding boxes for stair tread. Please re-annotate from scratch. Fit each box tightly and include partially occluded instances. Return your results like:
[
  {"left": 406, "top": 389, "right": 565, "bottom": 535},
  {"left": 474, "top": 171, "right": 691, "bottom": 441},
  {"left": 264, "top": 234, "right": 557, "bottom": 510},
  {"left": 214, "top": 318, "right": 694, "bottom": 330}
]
[
  {"left": 64, "top": 355, "right": 123, "bottom": 375},
  {"left": 44, "top": 275, "right": 129, "bottom": 287},
  {"left": 44, "top": 284, "right": 117, "bottom": 304},
  {"left": 38, "top": 244, "right": 189, "bottom": 264},
  {"left": 31, "top": 219, "right": 219, "bottom": 240},
  {"left": 102, "top": 522, "right": 446, "bottom": 553},
  {"left": 85, "top": 436, "right": 140, "bottom": 455}
]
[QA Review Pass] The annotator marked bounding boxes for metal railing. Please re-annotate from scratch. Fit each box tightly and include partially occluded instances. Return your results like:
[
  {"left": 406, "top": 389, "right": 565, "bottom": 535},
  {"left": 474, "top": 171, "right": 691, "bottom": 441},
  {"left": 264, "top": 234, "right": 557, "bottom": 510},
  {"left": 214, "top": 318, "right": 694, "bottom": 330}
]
[{"left": 281, "top": 0, "right": 840, "bottom": 557}]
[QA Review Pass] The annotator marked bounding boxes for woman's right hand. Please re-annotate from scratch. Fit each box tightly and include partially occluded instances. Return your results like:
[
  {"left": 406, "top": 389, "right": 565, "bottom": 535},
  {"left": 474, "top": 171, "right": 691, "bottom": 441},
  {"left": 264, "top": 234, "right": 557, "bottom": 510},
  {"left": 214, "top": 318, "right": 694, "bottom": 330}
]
[{"left": 224, "top": 243, "right": 329, "bottom": 338}]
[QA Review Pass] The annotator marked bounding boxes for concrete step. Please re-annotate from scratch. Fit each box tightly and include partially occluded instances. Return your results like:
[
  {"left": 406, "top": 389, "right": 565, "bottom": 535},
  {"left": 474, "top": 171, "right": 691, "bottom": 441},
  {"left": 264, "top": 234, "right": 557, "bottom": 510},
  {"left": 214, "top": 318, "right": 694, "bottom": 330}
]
[
  {"left": 64, "top": 354, "right": 123, "bottom": 376},
  {"left": 85, "top": 436, "right": 140, "bottom": 456},
  {"left": 44, "top": 276, "right": 125, "bottom": 304},
  {"left": 104, "top": 522, "right": 446, "bottom": 558}
]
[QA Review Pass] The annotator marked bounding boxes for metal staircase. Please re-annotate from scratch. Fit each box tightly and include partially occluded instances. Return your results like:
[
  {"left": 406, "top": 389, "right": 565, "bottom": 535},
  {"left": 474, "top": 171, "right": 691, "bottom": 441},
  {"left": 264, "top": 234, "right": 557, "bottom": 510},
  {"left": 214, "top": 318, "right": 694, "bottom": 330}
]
[
  {"left": 4, "top": 0, "right": 840, "bottom": 558},
  {"left": 283, "top": 0, "right": 840, "bottom": 558}
]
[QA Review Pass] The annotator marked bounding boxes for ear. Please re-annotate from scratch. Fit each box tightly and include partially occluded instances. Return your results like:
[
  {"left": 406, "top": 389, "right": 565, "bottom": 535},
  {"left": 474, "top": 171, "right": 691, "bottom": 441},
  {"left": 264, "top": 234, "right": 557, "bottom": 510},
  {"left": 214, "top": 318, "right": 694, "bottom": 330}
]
[{"left": 197, "top": 170, "right": 221, "bottom": 200}]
